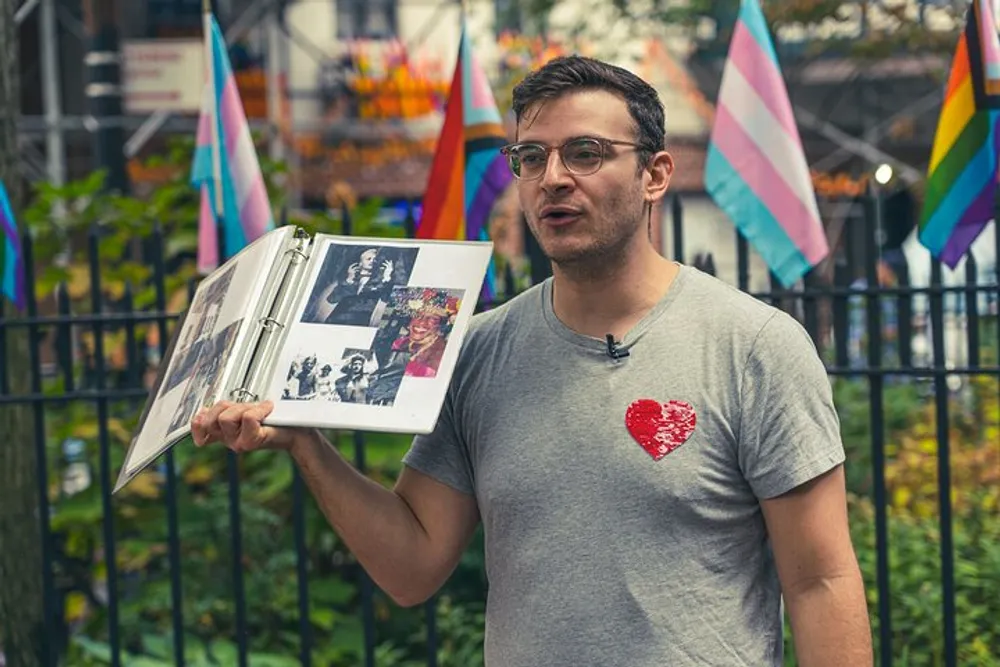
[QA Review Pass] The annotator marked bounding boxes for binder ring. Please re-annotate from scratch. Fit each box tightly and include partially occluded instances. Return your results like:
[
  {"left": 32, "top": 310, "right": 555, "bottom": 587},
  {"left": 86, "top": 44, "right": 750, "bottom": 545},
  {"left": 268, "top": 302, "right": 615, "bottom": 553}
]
[
  {"left": 260, "top": 316, "right": 284, "bottom": 330},
  {"left": 230, "top": 387, "right": 259, "bottom": 402}
]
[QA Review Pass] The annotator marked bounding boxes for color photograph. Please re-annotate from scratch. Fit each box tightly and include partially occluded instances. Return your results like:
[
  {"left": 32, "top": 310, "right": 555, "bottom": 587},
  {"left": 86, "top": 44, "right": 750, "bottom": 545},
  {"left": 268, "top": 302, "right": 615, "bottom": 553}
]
[{"left": 371, "top": 286, "right": 464, "bottom": 379}]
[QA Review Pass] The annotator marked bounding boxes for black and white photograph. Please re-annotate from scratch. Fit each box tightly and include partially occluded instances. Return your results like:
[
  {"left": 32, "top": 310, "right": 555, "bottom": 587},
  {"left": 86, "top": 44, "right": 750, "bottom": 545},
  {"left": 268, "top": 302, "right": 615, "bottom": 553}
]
[
  {"left": 115, "top": 226, "right": 299, "bottom": 492},
  {"left": 333, "top": 348, "right": 376, "bottom": 404},
  {"left": 166, "top": 320, "right": 242, "bottom": 434},
  {"left": 160, "top": 263, "right": 237, "bottom": 396},
  {"left": 282, "top": 352, "right": 339, "bottom": 401},
  {"left": 300, "top": 243, "right": 420, "bottom": 327},
  {"left": 280, "top": 345, "right": 408, "bottom": 407}
]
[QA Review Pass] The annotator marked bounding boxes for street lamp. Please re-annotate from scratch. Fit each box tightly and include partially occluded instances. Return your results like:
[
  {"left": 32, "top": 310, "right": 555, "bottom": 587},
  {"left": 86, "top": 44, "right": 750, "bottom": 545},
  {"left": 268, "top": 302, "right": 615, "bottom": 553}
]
[{"left": 874, "top": 163, "right": 894, "bottom": 185}]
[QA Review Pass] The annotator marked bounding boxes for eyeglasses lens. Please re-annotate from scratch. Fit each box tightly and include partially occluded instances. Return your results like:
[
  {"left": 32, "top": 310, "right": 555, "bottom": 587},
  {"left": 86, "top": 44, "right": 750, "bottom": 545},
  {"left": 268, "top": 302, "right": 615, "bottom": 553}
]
[{"left": 507, "top": 138, "right": 604, "bottom": 179}]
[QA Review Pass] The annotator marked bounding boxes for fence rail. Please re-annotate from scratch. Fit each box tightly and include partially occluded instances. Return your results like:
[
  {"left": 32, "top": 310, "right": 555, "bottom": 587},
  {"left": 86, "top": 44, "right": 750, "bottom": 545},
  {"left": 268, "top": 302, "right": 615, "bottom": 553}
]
[{"left": 1, "top": 193, "right": 998, "bottom": 667}]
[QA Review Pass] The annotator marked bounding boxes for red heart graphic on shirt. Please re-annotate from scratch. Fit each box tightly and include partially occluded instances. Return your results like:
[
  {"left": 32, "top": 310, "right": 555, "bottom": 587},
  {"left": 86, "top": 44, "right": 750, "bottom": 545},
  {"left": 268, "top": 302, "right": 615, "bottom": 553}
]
[{"left": 625, "top": 399, "right": 697, "bottom": 461}]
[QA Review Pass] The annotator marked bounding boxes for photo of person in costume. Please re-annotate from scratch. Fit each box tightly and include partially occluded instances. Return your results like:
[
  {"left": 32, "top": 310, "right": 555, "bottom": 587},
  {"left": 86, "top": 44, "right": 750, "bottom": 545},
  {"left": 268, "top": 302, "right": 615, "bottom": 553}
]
[
  {"left": 281, "top": 347, "right": 404, "bottom": 406},
  {"left": 301, "top": 244, "right": 419, "bottom": 327},
  {"left": 334, "top": 349, "right": 377, "bottom": 403},
  {"left": 282, "top": 353, "right": 324, "bottom": 400},
  {"left": 372, "top": 287, "right": 463, "bottom": 379},
  {"left": 160, "top": 263, "right": 235, "bottom": 396},
  {"left": 166, "top": 320, "right": 240, "bottom": 432}
]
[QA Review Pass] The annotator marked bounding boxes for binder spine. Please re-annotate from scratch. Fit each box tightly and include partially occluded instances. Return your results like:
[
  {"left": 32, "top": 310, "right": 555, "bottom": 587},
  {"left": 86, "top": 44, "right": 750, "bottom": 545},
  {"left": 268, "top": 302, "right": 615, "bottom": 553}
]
[{"left": 229, "top": 230, "right": 313, "bottom": 403}]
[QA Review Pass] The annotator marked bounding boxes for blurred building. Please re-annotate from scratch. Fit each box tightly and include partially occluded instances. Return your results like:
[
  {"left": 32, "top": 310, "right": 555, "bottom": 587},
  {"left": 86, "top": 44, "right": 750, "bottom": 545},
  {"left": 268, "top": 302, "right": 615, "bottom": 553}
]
[{"left": 13, "top": 0, "right": 996, "bottom": 290}]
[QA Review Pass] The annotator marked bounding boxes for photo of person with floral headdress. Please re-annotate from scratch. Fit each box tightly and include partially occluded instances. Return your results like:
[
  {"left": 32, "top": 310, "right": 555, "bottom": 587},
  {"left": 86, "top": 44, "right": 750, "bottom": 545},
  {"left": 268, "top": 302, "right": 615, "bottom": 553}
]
[{"left": 372, "top": 287, "right": 464, "bottom": 380}]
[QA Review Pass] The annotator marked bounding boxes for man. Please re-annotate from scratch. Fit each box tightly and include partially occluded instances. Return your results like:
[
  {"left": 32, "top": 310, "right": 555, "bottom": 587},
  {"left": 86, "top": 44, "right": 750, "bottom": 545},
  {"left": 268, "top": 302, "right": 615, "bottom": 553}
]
[
  {"left": 335, "top": 353, "right": 371, "bottom": 403},
  {"left": 192, "top": 56, "right": 872, "bottom": 665},
  {"left": 314, "top": 247, "right": 396, "bottom": 326}
]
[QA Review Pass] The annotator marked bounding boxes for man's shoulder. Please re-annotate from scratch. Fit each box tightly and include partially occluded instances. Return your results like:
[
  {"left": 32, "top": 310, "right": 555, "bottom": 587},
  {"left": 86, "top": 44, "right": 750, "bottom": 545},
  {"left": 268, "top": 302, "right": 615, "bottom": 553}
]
[
  {"left": 445, "top": 281, "right": 546, "bottom": 384},
  {"left": 465, "top": 281, "right": 546, "bottom": 341},
  {"left": 681, "top": 269, "right": 820, "bottom": 366},
  {"left": 678, "top": 267, "right": 784, "bottom": 336}
]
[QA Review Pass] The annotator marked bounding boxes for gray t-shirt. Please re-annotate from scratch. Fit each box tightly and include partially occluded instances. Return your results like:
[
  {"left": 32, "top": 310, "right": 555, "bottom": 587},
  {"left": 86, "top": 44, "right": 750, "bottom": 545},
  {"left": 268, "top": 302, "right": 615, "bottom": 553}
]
[{"left": 402, "top": 264, "right": 845, "bottom": 666}]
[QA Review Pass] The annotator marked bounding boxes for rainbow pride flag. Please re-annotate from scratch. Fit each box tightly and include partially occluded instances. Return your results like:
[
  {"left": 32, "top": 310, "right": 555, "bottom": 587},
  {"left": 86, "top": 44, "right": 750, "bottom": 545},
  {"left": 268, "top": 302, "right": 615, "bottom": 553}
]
[
  {"left": 1, "top": 180, "right": 25, "bottom": 311},
  {"left": 918, "top": 0, "right": 1000, "bottom": 268},
  {"left": 416, "top": 24, "right": 513, "bottom": 299},
  {"left": 192, "top": 10, "right": 274, "bottom": 274},
  {"left": 705, "top": 0, "right": 828, "bottom": 287}
]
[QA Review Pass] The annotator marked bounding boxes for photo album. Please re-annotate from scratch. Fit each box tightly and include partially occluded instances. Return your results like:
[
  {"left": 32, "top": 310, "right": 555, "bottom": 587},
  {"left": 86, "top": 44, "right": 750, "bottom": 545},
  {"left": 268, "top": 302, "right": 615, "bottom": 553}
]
[{"left": 113, "top": 226, "right": 493, "bottom": 494}]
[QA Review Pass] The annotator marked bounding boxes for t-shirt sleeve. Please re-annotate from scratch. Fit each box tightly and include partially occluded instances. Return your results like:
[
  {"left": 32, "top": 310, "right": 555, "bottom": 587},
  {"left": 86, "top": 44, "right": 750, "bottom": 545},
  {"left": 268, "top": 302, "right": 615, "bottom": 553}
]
[
  {"left": 738, "top": 310, "right": 846, "bottom": 499},
  {"left": 400, "top": 363, "right": 477, "bottom": 498}
]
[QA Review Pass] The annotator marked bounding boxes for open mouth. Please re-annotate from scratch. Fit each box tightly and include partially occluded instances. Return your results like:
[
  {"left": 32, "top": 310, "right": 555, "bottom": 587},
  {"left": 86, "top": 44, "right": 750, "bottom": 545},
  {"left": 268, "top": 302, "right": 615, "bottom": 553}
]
[{"left": 541, "top": 209, "right": 581, "bottom": 224}]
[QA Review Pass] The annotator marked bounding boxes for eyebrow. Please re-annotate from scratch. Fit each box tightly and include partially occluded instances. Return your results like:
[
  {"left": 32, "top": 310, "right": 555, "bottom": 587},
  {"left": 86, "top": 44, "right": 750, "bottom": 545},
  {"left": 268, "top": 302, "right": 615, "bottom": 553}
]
[{"left": 514, "top": 134, "right": 598, "bottom": 145}]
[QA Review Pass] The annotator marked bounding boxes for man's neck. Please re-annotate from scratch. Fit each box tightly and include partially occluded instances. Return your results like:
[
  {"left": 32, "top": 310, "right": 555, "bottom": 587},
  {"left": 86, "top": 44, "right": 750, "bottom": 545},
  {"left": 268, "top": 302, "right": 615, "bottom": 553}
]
[{"left": 550, "top": 243, "right": 679, "bottom": 341}]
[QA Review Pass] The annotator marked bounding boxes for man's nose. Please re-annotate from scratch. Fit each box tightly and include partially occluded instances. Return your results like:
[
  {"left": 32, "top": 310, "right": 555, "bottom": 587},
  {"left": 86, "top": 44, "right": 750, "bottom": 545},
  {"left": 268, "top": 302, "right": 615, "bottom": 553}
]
[{"left": 539, "top": 150, "right": 573, "bottom": 193}]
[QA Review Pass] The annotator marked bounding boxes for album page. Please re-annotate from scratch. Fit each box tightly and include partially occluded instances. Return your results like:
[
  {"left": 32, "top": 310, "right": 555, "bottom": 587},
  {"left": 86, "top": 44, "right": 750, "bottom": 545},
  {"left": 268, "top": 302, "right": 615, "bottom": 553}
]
[
  {"left": 259, "top": 234, "right": 493, "bottom": 435},
  {"left": 114, "top": 226, "right": 298, "bottom": 492}
]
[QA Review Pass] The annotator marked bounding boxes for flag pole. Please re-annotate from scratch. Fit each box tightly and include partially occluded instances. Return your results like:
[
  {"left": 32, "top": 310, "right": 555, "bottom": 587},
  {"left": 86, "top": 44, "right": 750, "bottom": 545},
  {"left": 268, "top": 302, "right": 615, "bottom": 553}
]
[{"left": 203, "top": 0, "right": 226, "bottom": 262}]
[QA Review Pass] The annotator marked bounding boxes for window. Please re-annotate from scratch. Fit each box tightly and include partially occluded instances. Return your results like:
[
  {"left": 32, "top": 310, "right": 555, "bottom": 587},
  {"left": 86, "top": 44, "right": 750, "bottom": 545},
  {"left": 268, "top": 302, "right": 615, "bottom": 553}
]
[
  {"left": 494, "top": 0, "right": 523, "bottom": 34},
  {"left": 336, "top": 0, "right": 397, "bottom": 40},
  {"left": 146, "top": 0, "right": 203, "bottom": 33}
]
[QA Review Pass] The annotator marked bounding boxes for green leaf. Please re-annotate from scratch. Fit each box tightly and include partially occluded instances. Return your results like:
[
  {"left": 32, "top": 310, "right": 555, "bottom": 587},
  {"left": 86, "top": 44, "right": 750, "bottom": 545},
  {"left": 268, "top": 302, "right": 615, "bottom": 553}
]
[
  {"left": 51, "top": 487, "right": 104, "bottom": 528},
  {"left": 310, "top": 578, "right": 355, "bottom": 606},
  {"left": 248, "top": 652, "right": 302, "bottom": 666},
  {"left": 309, "top": 606, "right": 338, "bottom": 631},
  {"left": 207, "top": 639, "right": 239, "bottom": 664},
  {"left": 72, "top": 636, "right": 113, "bottom": 662}
]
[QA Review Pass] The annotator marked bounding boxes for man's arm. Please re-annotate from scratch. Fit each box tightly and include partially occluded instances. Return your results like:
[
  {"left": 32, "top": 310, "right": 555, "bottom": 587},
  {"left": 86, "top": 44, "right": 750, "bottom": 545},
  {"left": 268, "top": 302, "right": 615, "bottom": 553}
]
[
  {"left": 760, "top": 464, "right": 872, "bottom": 667},
  {"left": 193, "top": 402, "right": 481, "bottom": 608},
  {"left": 291, "top": 430, "right": 480, "bottom": 607}
]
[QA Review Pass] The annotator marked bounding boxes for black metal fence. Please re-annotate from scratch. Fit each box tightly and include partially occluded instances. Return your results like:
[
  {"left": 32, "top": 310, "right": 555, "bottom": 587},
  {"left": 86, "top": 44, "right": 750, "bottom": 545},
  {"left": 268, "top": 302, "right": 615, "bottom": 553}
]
[{"left": 1, "top": 193, "right": 998, "bottom": 667}]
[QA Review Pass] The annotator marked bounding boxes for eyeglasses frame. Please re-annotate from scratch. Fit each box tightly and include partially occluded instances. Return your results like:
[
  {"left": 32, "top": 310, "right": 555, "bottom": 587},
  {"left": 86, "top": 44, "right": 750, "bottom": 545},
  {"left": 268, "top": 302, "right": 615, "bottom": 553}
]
[{"left": 499, "top": 136, "right": 655, "bottom": 181}]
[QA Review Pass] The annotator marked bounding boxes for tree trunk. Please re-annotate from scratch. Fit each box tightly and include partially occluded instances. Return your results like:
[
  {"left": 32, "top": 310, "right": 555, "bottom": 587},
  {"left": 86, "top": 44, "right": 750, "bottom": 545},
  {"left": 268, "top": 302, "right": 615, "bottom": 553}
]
[{"left": 0, "top": 0, "right": 46, "bottom": 664}]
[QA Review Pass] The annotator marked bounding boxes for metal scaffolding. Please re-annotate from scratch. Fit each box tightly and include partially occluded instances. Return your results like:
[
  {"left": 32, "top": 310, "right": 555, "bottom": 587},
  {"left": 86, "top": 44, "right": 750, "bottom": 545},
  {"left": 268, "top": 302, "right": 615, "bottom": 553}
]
[
  {"left": 15, "top": 0, "right": 294, "bottom": 188},
  {"left": 14, "top": 0, "right": 461, "bottom": 205}
]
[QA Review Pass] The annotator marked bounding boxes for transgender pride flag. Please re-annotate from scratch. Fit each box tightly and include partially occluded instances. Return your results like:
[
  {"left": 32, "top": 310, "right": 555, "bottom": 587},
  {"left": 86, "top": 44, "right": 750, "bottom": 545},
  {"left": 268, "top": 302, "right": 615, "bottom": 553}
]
[
  {"left": 192, "top": 9, "right": 274, "bottom": 274},
  {"left": 705, "top": 0, "right": 828, "bottom": 287}
]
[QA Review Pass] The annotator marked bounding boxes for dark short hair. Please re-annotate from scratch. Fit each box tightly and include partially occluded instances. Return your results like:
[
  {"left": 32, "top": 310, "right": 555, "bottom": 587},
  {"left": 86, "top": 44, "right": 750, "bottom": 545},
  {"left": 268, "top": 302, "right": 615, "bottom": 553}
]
[{"left": 511, "top": 55, "right": 665, "bottom": 169}]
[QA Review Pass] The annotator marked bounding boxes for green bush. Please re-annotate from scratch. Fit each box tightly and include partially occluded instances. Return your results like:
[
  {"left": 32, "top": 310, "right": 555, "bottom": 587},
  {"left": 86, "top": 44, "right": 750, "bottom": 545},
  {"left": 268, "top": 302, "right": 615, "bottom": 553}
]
[
  {"left": 850, "top": 493, "right": 1000, "bottom": 666},
  {"left": 824, "top": 374, "right": 1000, "bottom": 666}
]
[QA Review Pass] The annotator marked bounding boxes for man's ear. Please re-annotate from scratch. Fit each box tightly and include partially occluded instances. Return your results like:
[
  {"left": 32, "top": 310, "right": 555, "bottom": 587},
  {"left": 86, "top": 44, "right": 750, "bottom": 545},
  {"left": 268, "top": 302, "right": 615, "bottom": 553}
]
[{"left": 644, "top": 151, "right": 675, "bottom": 204}]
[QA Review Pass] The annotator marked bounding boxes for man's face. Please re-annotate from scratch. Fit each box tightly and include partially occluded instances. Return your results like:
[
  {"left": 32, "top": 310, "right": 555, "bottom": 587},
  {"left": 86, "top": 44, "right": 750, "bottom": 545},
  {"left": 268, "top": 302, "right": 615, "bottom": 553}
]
[
  {"left": 359, "top": 249, "right": 377, "bottom": 271},
  {"left": 515, "top": 89, "right": 649, "bottom": 269}
]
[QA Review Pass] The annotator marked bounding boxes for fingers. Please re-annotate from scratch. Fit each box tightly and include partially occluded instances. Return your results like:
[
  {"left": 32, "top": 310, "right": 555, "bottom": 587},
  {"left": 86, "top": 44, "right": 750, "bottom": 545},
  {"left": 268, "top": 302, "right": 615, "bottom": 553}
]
[
  {"left": 192, "top": 400, "right": 276, "bottom": 452},
  {"left": 230, "top": 401, "right": 275, "bottom": 452},
  {"left": 191, "top": 400, "right": 234, "bottom": 446}
]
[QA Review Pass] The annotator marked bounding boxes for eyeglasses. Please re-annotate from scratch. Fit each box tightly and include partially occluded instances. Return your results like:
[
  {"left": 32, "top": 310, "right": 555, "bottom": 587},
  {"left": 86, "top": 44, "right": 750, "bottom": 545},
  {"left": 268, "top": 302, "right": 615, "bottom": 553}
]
[{"left": 500, "top": 136, "right": 650, "bottom": 181}]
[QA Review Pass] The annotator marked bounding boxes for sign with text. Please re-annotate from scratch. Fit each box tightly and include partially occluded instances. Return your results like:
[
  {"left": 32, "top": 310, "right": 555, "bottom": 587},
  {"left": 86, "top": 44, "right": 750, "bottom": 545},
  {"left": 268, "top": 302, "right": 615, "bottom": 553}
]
[{"left": 122, "top": 39, "right": 204, "bottom": 114}]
